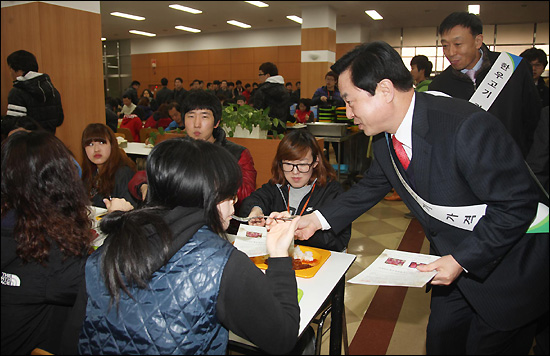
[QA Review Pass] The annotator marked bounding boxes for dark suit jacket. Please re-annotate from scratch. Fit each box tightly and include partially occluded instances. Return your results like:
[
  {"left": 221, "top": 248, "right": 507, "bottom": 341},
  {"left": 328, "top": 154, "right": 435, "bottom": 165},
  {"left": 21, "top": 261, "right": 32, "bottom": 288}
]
[{"left": 320, "top": 92, "right": 548, "bottom": 331}]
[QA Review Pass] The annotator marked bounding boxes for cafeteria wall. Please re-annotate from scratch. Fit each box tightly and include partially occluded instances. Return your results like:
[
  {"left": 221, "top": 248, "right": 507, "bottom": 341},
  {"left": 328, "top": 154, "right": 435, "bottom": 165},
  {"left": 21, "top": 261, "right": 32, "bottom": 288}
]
[
  {"left": 124, "top": 20, "right": 548, "bottom": 100},
  {"left": 1, "top": 1, "right": 104, "bottom": 165}
]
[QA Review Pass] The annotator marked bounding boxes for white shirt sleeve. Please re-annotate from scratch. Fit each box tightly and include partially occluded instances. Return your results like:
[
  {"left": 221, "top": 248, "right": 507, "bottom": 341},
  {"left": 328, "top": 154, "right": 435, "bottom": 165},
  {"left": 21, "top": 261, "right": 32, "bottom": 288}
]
[{"left": 313, "top": 210, "right": 331, "bottom": 230}]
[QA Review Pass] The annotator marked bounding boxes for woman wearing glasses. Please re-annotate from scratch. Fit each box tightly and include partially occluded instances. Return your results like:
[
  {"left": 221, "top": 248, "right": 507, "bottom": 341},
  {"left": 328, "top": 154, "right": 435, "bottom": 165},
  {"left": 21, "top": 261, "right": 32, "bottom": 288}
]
[{"left": 239, "top": 129, "right": 351, "bottom": 252}]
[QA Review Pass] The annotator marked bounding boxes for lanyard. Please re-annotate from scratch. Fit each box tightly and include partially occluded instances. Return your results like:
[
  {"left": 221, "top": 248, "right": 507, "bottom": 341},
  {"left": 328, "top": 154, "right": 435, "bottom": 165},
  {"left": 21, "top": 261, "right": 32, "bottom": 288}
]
[{"left": 287, "top": 182, "right": 317, "bottom": 216}]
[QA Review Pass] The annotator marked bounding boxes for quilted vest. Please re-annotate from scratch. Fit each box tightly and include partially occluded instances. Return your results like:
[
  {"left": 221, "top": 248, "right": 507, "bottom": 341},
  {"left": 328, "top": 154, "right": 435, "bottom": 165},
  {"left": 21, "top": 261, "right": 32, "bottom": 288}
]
[{"left": 79, "top": 226, "right": 234, "bottom": 355}]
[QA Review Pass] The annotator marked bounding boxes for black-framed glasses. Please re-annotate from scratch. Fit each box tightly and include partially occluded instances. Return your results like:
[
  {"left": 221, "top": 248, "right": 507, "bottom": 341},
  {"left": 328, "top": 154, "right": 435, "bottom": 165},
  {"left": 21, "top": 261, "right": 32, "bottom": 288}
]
[
  {"left": 280, "top": 161, "right": 314, "bottom": 173},
  {"left": 258, "top": 73, "right": 266, "bottom": 76}
]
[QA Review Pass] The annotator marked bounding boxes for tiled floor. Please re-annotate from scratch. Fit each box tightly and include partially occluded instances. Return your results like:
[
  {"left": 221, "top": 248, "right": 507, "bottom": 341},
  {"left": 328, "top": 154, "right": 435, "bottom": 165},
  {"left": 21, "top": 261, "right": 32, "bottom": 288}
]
[{"left": 317, "top": 197, "right": 432, "bottom": 355}]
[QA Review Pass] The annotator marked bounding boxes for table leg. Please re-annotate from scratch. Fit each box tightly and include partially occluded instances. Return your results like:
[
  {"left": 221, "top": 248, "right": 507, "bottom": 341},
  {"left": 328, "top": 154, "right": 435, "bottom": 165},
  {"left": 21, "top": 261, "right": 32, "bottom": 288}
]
[{"left": 329, "top": 276, "right": 345, "bottom": 355}]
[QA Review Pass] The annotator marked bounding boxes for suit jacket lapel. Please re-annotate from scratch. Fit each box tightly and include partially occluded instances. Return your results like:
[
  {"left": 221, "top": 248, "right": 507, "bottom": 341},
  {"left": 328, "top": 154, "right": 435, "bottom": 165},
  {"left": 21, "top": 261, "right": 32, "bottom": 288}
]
[{"left": 410, "top": 93, "right": 433, "bottom": 202}]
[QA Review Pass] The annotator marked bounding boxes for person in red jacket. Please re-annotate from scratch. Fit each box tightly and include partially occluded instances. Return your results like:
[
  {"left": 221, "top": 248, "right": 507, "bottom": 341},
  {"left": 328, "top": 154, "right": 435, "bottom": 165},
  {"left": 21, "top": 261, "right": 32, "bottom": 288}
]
[
  {"left": 129, "top": 90, "right": 257, "bottom": 210},
  {"left": 119, "top": 113, "right": 142, "bottom": 142}
]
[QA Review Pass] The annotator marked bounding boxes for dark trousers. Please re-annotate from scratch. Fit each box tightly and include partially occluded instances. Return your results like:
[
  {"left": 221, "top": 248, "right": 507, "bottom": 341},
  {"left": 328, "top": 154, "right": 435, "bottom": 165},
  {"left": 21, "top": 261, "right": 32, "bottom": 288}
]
[{"left": 426, "top": 284, "right": 538, "bottom": 355}]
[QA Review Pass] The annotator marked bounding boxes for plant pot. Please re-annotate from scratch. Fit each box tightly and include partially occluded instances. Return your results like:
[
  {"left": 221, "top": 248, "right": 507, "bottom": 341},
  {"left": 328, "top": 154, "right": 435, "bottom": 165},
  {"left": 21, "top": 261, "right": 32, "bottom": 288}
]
[{"left": 223, "top": 124, "right": 268, "bottom": 139}]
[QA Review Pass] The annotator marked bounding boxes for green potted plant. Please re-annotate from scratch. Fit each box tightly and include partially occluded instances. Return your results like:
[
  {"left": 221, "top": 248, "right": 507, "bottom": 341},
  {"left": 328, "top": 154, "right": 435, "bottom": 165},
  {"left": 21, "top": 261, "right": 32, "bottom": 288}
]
[
  {"left": 222, "top": 104, "right": 284, "bottom": 139},
  {"left": 148, "top": 126, "right": 186, "bottom": 145}
]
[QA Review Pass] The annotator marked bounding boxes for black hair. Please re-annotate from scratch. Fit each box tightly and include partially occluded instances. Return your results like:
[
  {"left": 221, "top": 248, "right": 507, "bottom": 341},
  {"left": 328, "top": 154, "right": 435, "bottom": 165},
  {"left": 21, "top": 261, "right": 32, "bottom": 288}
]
[
  {"left": 236, "top": 80, "right": 242, "bottom": 85},
  {"left": 182, "top": 90, "right": 222, "bottom": 125},
  {"left": 7, "top": 50, "right": 39, "bottom": 75},
  {"left": 99, "top": 137, "right": 241, "bottom": 306},
  {"left": 213, "top": 80, "right": 221, "bottom": 85},
  {"left": 438, "top": 11, "right": 483, "bottom": 37},
  {"left": 131, "top": 80, "right": 141, "bottom": 87},
  {"left": 122, "top": 94, "right": 131, "bottom": 100},
  {"left": 331, "top": 41, "right": 413, "bottom": 95},
  {"left": 244, "top": 83, "right": 251, "bottom": 88},
  {"left": 410, "top": 55, "right": 433, "bottom": 77},
  {"left": 228, "top": 82, "right": 234, "bottom": 87},
  {"left": 167, "top": 101, "right": 182, "bottom": 113},
  {"left": 325, "top": 71, "right": 338, "bottom": 81},
  {"left": 298, "top": 98, "right": 311, "bottom": 112},
  {"left": 235, "top": 95, "right": 246, "bottom": 102},
  {"left": 175, "top": 77, "right": 183, "bottom": 83},
  {"left": 520, "top": 47, "right": 548, "bottom": 68},
  {"left": 286, "top": 82, "right": 292, "bottom": 86},
  {"left": 259, "top": 62, "right": 278, "bottom": 76},
  {"left": 161, "top": 77, "right": 168, "bottom": 86},
  {"left": 296, "top": 81, "right": 301, "bottom": 85}
]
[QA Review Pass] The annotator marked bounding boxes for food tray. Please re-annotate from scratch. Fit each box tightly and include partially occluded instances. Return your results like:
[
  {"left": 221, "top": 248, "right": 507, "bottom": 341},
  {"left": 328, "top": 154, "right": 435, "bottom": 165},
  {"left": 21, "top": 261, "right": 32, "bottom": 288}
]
[
  {"left": 306, "top": 122, "right": 347, "bottom": 137},
  {"left": 250, "top": 245, "right": 331, "bottom": 278}
]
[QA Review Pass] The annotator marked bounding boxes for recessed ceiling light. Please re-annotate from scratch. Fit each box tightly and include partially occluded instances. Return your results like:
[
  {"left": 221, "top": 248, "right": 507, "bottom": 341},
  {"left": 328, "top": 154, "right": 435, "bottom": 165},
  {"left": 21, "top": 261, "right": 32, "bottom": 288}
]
[
  {"left": 245, "top": 1, "right": 269, "bottom": 7},
  {"left": 110, "top": 12, "right": 145, "bottom": 21},
  {"left": 365, "top": 10, "right": 383, "bottom": 20},
  {"left": 468, "top": 4, "right": 480, "bottom": 15},
  {"left": 286, "top": 15, "right": 302, "bottom": 24},
  {"left": 169, "top": 4, "right": 202, "bottom": 14},
  {"left": 175, "top": 25, "right": 201, "bottom": 33},
  {"left": 227, "top": 20, "right": 251, "bottom": 29},
  {"left": 101, "top": 37, "right": 106, "bottom": 41},
  {"left": 129, "top": 30, "right": 156, "bottom": 37}
]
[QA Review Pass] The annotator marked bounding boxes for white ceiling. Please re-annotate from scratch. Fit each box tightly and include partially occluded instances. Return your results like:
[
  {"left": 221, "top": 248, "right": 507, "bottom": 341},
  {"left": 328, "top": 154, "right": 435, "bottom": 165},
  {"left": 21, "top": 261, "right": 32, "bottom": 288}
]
[{"left": 100, "top": 1, "right": 549, "bottom": 41}]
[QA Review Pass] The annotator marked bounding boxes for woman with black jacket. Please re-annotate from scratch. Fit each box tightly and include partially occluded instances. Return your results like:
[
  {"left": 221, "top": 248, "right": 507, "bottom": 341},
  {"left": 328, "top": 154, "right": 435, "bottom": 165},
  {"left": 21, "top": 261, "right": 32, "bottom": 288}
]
[{"left": 239, "top": 129, "right": 351, "bottom": 252}]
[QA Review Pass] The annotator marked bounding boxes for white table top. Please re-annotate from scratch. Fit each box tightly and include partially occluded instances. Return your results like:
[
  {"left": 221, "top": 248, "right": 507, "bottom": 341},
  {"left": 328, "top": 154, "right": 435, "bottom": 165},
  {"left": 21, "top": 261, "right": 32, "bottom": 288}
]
[
  {"left": 227, "top": 233, "right": 356, "bottom": 346},
  {"left": 122, "top": 142, "right": 153, "bottom": 156}
]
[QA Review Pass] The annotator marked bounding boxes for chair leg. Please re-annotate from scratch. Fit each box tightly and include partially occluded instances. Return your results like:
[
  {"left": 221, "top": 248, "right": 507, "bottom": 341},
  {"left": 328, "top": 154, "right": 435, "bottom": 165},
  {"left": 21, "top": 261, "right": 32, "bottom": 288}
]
[
  {"left": 342, "top": 308, "right": 349, "bottom": 355},
  {"left": 314, "top": 305, "right": 332, "bottom": 355}
]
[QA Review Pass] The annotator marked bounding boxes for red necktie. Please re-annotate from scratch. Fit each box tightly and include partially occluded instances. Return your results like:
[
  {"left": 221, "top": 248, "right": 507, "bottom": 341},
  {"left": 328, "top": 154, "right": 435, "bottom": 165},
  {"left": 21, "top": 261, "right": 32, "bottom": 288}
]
[{"left": 392, "top": 135, "right": 410, "bottom": 170}]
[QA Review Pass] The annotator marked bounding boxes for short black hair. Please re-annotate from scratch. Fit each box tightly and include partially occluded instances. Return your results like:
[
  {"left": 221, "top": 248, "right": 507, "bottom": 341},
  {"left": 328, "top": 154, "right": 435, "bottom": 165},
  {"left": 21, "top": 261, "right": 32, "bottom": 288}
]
[
  {"left": 331, "top": 41, "right": 413, "bottom": 95},
  {"left": 175, "top": 77, "right": 183, "bottom": 83},
  {"left": 298, "top": 98, "right": 311, "bottom": 112},
  {"left": 520, "top": 47, "right": 548, "bottom": 68},
  {"left": 244, "top": 83, "right": 251, "bottom": 88},
  {"left": 131, "top": 80, "right": 141, "bottom": 87},
  {"left": 182, "top": 90, "right": 222, "bottom": 125},
  {"left": 259, "top": 62, "right": 278, "bottom": 76},
  {"left": 7, "top": 50, "right": 39, "bottom": 75},
  {"left": 161, "top": 77, "right": 168, "bottom": 86},
  {"left": 213, "top": 80, "right": 221, "bottom": 85},
  {"left": 235, "top": 95, "right": 246, "bottom": 102},
  {"left": 122, "top": 94, "right": 131, "bottom": 100},
  {"left": 236, "top": 80, "right": 242, "bottom": 85},
  {"left": 439, "top": 11, "right": 483, "bottom": 37},
  {"left": 296, "top": 81, "right": 301, "bottom": 85},
  {"left": 410, "top": 55, "right": 433, "bottom": 77}
]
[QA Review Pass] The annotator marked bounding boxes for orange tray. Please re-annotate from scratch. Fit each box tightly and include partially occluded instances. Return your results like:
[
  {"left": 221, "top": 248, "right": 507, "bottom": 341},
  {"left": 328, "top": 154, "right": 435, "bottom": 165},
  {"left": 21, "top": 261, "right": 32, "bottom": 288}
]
[{"left": 250, "top": 246, "right": 331, "bottom": 278}]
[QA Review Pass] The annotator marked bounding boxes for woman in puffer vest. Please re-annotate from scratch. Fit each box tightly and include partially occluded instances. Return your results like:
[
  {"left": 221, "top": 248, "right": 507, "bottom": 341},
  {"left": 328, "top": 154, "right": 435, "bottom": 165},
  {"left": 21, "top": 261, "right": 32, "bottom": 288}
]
[{"left": 78, "top": 137, "right": 300, "bottom": 355}]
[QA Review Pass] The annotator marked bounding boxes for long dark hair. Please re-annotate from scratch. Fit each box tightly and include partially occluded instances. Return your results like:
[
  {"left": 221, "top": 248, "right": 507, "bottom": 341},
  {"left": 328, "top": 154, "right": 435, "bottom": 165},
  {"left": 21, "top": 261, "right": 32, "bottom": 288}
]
[
  {"left": 81, "top": 123, "right": 136, "bottom": 198},
  {"left": 270, "top": 129, "right": 336, "bottom": 186},
  {"left": 1, "top": 131, "right": 92, "bottom": 263},
  {"left": 99, "top": 137, "right": 241, "bottom": 305}
]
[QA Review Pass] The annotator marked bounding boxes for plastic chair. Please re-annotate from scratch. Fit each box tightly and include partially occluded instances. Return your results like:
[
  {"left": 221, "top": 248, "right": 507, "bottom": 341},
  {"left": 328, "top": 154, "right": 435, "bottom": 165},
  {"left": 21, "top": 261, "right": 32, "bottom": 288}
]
[
  {"left": 139, "top": 127, "right": 156, "bottom": 143},
  {"left": 116, "top": 127, "right": 133, "bottom": 141}
]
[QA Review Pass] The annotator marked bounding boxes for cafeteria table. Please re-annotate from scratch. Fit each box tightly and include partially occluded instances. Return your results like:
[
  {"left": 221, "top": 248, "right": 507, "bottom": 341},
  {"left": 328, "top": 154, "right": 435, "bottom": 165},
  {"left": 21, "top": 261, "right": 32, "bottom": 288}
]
[
  {"left": 226, "top": 234, "right": 357, "bottom": 355},
  {"left": 122, "top": 142, "right": 152, "bottom": 156}
]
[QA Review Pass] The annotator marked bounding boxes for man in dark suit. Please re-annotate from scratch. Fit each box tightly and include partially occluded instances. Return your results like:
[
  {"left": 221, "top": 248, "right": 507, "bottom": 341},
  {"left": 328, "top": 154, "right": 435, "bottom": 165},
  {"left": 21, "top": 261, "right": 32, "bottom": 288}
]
[{"left": 289, "top": 41, "right": 548, "bottom": 354}]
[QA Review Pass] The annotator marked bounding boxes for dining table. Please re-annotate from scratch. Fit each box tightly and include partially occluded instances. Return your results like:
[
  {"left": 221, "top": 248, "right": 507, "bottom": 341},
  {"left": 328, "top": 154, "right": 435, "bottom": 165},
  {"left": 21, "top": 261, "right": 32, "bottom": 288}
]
[
  {"left": 226, "top": 234, "right": 357, "bottom": 355},
  {"left": 122, "top": 142, "right": 153, "bottom": 156}
]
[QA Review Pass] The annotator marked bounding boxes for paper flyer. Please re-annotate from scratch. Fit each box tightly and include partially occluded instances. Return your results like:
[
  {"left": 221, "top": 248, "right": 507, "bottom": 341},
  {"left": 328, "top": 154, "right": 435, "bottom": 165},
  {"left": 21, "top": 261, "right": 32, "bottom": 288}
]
[
  {"left": 233, "top": 224, "right": 269, "bottom": 257},
  {"left": 348, "top": 249, "right": 440, "bottom": 287}
]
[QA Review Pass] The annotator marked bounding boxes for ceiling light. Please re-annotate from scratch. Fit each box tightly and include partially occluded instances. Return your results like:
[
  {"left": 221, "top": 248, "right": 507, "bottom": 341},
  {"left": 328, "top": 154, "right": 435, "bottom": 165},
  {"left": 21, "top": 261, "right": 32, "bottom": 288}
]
[
  {"left": 365, "top": 10, "right": 383, "bottom": 20},
  {"left": 101, "top": 37, "right": 106, "bottom": 41},
  {"left": 169, "top": 4, "right": 202, "bottom": 14},
  {"left": 129, "top": 30, "right": 156, "bottom": 37},
  {"left": 286, "top": 15, "right": 302, "bottom": 24},
  {"left": 175, "top": 25, "right": 201, "bottom": 33},
  {"left": 110, "top": 12, "right": 145, "bottom": 21},
  {"left": 227, "top": 20, "right": 251, "bottom": 29},
  {"left": 468, "top": 4, "right": 480, "bottom": 15},
  {"left": 245, "top": 1, "right": 269, "bottom": 7}
]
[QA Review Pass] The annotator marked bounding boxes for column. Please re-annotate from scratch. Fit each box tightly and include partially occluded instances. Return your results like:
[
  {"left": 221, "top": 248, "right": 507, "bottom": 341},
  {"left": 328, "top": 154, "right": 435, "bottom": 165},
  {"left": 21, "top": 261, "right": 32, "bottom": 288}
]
[
  {"left": 1, "top": 1, "right": 104, "bottom": 164},
  {"left": 300, "top": 6, "right": 337, "bottom": 103}
]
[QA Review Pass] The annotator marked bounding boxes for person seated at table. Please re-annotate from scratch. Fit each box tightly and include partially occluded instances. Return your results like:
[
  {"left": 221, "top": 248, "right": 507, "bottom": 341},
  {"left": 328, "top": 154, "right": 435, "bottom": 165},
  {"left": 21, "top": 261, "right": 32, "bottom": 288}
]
[
  {"left": 293, "top": 98, "right": 315, "bottom": 124},
  {"left": 129, "top": 90, "right": 257, "bottom": 209},
  {"left": 136, "top": 96, "right": 153, "bottom": 121},
  {"left": 239, "top": 129, "right": 351, "bottom": 252},
  {"left": 119, "top": 113, "right": 142, "bottom": 142},
  {"left": 1, "top": 130, "right": 93, "bottom": 354},
  {"left": 81, "top": 123, "right": 137, "bottom": 211},
  {"left": 140, "top": 88, "right": 158, "bottom": 111},
  {"left": 77, "top": 137, "right": 300, "bottom": 355},
  {"left": 144, "top": 103, "right": 172, "bottom": 129},
  {"left": 166, "top": 101, "right": 185, "bottom": 131}
]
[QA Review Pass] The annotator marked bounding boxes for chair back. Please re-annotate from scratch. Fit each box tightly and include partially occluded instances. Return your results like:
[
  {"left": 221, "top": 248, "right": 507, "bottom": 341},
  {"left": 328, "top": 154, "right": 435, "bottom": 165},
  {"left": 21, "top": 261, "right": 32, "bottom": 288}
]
[
  {"left": 116, "top": 127, "right": 133, "bottom": 141},
  {"left": 139, "top": 127, "right": 156, "bottom": 143},
  {"left": 153, "top": 132, "right": 187, "bottom": 145}
]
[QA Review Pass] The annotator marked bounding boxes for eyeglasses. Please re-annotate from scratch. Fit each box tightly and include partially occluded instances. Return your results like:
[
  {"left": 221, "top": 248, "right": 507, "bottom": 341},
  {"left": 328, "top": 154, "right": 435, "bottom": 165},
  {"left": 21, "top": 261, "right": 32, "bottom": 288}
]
[
  {"left": 280, "top": 161, "right": 314, "bottom": 173},
  {"left": 258, "top": 73, "right": 266, "bottom": 76}
]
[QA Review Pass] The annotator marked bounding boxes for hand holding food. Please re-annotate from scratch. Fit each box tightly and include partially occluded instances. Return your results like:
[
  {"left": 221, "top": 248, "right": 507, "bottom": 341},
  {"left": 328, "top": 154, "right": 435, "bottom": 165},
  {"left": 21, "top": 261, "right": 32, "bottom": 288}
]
[
  {"left": 103, "top": 197, "right": 134, "bottom": 213},
  {"left": 266, "top": 216, "right": 300, "bottom": 258},
  {"left": 247, "top": 207, "right": 266, "bottom": 227}
]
